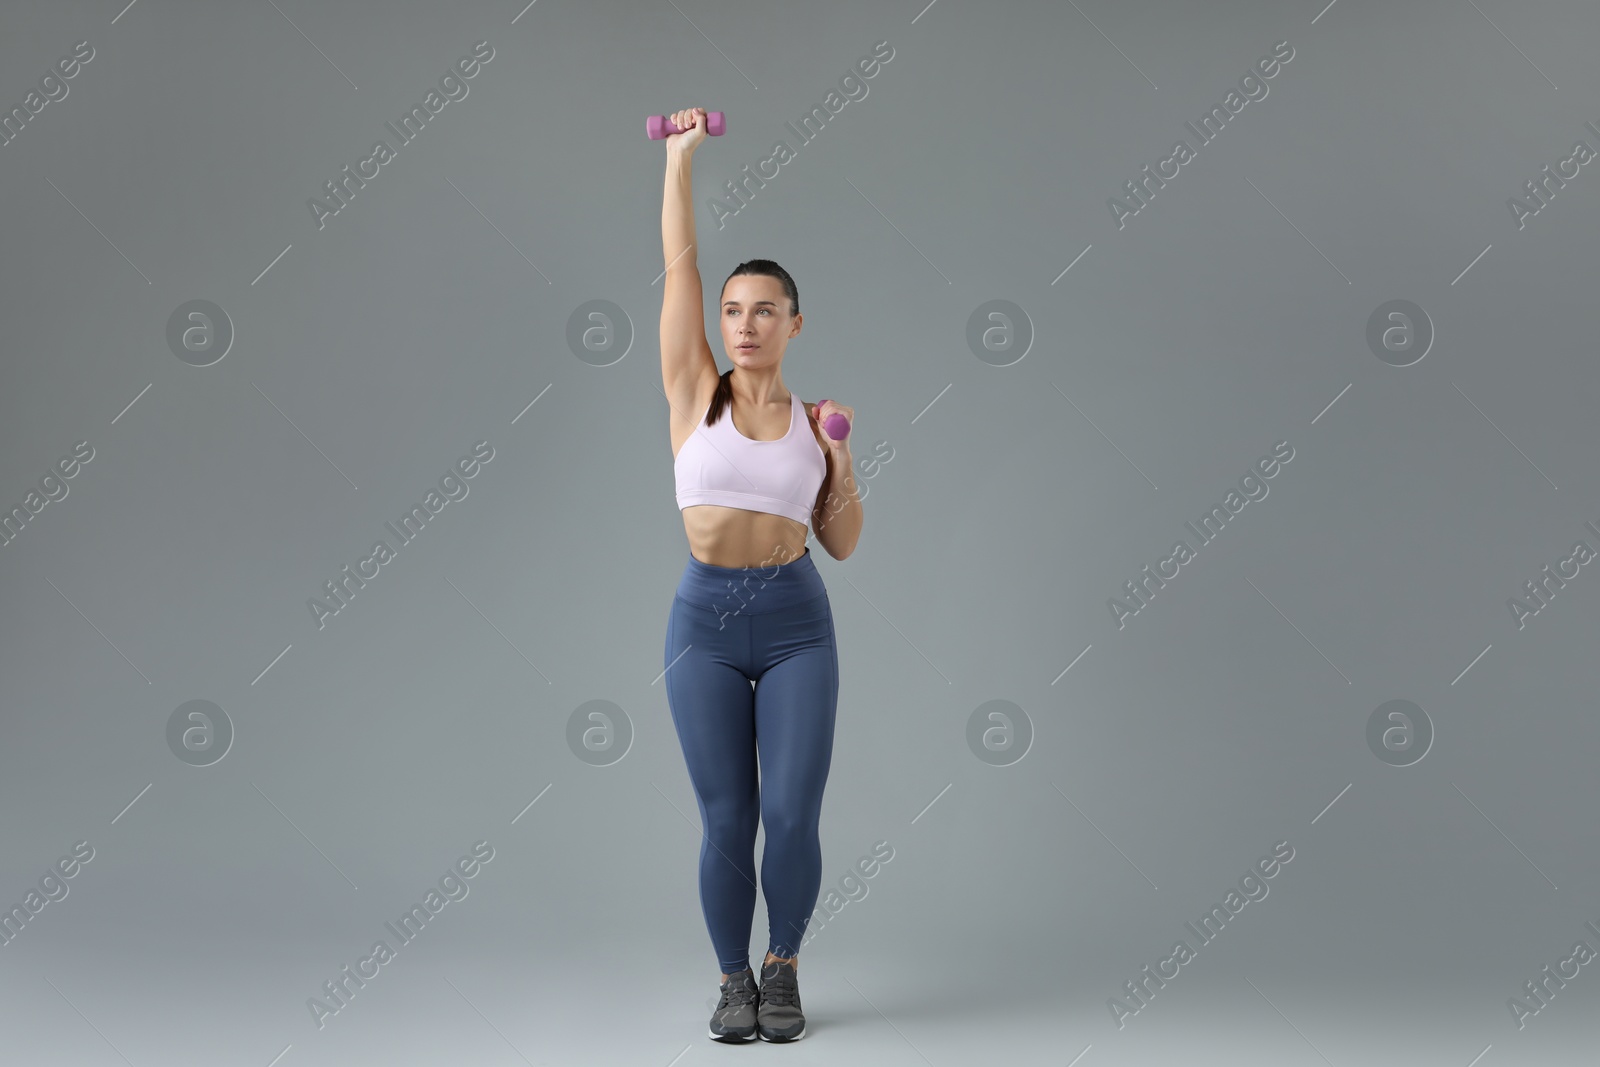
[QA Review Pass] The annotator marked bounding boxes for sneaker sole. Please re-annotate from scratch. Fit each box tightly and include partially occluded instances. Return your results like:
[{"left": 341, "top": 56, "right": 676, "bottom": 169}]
[
  {"left": 709, "top": 1026, "right": 757, "bottom": 1042},
  {"left": 757, "top": 1024, "right": 806, "bottom": 1042}
]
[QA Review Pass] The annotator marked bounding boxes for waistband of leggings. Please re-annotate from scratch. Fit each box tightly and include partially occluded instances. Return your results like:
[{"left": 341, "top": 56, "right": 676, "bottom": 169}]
[{"left": 675, "top": 545, "right": 825, "bottom": 614}]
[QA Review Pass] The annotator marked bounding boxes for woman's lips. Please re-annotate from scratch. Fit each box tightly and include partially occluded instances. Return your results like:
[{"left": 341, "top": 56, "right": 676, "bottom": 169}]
[{"left": 737, "top": 344, "right": 757, "bottom": 350}]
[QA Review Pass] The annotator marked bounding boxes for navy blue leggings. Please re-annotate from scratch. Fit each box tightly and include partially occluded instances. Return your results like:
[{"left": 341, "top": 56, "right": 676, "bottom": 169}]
[{"left": 664, "top": 546, "right": 839, "bottom": 975}]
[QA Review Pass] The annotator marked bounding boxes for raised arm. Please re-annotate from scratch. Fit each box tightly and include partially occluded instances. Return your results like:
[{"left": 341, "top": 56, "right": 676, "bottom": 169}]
[{"left": 660, "top": 107, "right": 719, "bottom": 426}]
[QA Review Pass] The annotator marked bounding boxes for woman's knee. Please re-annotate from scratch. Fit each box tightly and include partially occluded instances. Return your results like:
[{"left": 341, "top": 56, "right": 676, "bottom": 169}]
[
  {"left": 756, "top": 807, "right": 820, "bottom": 846},
  {"left": 702, "top": 795, "right": 760, "bottom": 843}
]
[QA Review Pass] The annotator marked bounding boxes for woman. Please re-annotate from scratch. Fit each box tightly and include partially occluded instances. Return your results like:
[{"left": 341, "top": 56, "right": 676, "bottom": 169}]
[{"left": 659, "top": 106, "right": 863, "bottom": 1043}]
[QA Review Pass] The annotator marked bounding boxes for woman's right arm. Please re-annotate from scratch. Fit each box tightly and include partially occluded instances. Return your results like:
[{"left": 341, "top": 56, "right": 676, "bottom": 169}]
[{"left": 660, "top": 108, "right": 718, "bottom": 423}]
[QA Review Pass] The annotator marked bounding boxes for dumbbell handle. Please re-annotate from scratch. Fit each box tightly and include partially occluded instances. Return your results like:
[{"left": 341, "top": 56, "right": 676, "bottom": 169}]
[
  {"left": 817, "top": 400, "right": 850, "bottom": 441},
  {"left": 646, "top": 111, "right": 726, "bottom": 139}
]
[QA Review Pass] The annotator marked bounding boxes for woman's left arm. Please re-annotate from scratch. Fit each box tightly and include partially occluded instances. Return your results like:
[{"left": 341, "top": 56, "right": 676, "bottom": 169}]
[{"left": 810, "top": 401, "right": 863, "bottom": 561}]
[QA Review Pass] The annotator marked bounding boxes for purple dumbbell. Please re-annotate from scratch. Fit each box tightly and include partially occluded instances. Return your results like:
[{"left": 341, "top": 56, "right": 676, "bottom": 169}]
[
  {"left": 646, "top": 111, "right": 726, "bottom": 139},
  {"left": 817, "top": 399, "right": 850, "bottom": 441}
]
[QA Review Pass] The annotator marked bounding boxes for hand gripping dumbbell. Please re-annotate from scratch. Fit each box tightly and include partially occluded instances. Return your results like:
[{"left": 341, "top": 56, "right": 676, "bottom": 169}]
[
  {"left": 646, "top": 111, "right": 727, "bottom": 139},
  {"left": 816, "top": 400, "right": 850, "bottom": 441}
]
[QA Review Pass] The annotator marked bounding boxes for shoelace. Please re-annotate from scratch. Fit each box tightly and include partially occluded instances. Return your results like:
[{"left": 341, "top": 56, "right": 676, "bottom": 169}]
[
  {"left": 759, "top": 968, "right": 798, "bottom": 1007},
  {"left": 719, "top": 975, "right": 757, "bottom": 1009}
]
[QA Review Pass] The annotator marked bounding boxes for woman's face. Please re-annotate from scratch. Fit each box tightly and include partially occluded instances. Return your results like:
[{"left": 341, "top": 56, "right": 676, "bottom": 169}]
[{"left": 720, "top": 274, "right": 800, "bottom": 368}]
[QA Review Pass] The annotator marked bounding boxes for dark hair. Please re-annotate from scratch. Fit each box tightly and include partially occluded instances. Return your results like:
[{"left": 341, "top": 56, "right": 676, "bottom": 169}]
[{"left": 708, "top": 260, "right": 800, "bottom": 426}]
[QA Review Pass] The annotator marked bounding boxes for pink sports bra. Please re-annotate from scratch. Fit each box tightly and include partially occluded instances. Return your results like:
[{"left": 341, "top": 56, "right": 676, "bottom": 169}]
[{"left": 675, "top": 391, "right": 827, "bottom": 526}]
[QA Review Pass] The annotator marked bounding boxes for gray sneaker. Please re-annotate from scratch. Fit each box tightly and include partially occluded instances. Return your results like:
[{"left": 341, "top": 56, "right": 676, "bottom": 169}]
[
  {"left": 757, "top": 959, "right": 806, "bottom": 1042},
  {"left": 709, "top": 967, "right": 759, "bottom": 1042}
]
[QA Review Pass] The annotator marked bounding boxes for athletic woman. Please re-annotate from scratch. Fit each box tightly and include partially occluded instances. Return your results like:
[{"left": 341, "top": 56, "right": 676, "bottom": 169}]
[{"left": 659, "top": 105, "right": 863, "bottom": 1043}]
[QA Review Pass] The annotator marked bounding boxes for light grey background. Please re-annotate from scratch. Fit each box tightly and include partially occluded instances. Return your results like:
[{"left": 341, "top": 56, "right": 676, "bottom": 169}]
[{"left": 2, "top": 0, "right": 1598, "bottom": 1064}]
